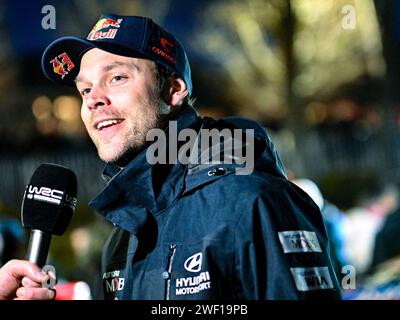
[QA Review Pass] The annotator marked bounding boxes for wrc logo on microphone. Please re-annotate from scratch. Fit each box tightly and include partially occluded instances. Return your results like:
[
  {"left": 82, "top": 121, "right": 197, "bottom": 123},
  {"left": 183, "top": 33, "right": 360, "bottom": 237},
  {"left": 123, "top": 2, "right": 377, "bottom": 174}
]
[{"left": 26, "top": 185, "right": 77, "bottom": 208}]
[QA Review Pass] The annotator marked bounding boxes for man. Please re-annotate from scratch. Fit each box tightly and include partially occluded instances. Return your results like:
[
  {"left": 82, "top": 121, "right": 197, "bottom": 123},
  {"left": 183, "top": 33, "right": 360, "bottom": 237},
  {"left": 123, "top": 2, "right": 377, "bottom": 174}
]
[{"left": 10, "top": 14, "right": 340, "bottom": 299}]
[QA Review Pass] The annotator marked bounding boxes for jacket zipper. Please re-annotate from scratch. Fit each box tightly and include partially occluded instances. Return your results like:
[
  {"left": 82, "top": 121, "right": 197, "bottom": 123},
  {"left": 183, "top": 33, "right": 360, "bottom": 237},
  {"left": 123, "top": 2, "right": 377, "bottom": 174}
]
[{"left": 164, "top": 243, "right": 177, "bottom": 300}]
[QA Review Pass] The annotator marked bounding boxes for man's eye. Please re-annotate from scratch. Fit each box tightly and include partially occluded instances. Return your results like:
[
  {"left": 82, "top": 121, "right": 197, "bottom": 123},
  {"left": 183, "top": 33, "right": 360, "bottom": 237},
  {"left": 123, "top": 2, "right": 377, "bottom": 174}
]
[
  {"left": 81, "top": 88, "right": 91, "bottom": 96},
  {"left": 112, "top": 75, "right": 126, "bottom": 82}
]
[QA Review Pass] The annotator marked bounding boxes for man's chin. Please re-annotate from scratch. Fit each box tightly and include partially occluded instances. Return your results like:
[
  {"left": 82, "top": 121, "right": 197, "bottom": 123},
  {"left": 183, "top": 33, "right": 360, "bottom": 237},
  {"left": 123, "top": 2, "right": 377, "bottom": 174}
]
[
  {"left": 100, "top": 146, "right": 147, "bottom": 167},
  {"left": 98, "top": 148, "right": 125, "bottom": 165}
]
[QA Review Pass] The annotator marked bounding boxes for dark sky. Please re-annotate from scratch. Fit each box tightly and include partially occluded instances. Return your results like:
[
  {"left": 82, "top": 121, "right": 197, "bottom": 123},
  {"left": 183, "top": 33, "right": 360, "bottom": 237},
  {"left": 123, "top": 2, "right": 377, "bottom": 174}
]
[
  {"left": 4, "top": 0, "right": 62, "bottom": 57},
  {"left": 4, "top": 0, "right": 213, "bottom": 64}
]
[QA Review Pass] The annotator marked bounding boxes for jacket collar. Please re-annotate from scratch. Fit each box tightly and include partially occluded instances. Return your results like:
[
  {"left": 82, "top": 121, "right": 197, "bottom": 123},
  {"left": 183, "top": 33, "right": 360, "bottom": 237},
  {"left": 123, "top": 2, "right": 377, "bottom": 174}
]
[
  {"left": 89, "top": 106, "right": 287, "bottom": 234},
  {"left": 89, "top": 105, "right": 201, "bottom": 234}
]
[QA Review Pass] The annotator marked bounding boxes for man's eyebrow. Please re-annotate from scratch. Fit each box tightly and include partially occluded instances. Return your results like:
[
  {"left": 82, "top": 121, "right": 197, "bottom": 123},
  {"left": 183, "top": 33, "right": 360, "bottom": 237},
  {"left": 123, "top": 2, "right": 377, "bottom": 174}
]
[
  {"left": 74, "top": 61, "right": 139, "bottom": 84},
  {"left": 103, "top": 61, "right": 140, "bottom": 73}
]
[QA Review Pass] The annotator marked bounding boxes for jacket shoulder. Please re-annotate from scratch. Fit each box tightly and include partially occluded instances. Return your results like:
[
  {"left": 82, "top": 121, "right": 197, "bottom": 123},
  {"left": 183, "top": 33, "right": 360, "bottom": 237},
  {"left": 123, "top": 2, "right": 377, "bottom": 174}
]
[{"left": 218, "top": 172, "right": 326, "bottom": 231}]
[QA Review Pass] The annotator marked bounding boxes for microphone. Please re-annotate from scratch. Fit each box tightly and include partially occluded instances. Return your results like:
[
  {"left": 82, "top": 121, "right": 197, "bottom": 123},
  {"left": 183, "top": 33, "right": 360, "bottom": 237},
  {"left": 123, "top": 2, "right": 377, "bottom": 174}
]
[{"left": 21, "top": 163, "right": 77, "bottom": 268}]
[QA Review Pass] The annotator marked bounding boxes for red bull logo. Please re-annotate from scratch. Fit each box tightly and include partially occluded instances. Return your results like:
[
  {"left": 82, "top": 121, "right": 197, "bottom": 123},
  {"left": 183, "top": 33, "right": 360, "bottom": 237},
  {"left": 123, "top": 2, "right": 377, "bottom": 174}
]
[
  {"left": 50, "top": 52, "right": 75, "bottom": 79},
  {"left": 87, "top": 18, "right": 123, "bottom": 41}
]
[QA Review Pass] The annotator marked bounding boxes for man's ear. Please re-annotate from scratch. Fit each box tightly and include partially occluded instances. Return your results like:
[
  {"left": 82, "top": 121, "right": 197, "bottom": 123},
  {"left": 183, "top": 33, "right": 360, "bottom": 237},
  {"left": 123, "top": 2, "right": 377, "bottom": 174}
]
[{"left": 164, "top": 77, "right": 188, "bottom": 107}]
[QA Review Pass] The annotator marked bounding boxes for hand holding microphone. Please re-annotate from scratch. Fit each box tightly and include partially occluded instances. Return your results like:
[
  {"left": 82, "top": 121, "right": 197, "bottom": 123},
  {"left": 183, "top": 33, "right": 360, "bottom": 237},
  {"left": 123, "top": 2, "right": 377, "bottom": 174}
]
[
  {"left": 0, "top": 163, "right": 77, "bottom": 300},
  {"left": 0, "top": 259, "right": 55, "bottom": 300}
]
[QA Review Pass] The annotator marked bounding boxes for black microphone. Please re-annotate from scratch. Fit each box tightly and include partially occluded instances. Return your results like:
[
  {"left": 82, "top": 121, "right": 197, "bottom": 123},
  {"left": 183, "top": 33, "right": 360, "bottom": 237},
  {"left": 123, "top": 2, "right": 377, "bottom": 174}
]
[{"left": 21, "top": 163, "right": 77, "bottom": 267}]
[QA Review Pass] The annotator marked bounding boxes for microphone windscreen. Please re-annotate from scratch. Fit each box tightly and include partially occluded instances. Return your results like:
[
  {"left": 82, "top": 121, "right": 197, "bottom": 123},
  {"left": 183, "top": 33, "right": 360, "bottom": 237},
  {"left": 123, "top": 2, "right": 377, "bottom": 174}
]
[{"left": 21, "top": 163, "right": 77, "bottom": 235}]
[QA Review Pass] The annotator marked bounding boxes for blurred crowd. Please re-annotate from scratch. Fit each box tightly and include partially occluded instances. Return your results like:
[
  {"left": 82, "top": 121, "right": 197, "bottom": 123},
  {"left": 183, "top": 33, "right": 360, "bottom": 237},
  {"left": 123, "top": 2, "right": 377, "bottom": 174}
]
[{"left": 292, "top": 177, "right": 400, "bottom": 299}]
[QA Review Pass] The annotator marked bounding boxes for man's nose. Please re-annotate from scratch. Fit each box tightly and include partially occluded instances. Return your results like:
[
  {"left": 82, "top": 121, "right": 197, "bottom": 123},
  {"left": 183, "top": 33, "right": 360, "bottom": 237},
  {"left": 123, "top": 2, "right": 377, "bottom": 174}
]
[{"left": 85, "top": 86, "right": 111, "bottom": 110}]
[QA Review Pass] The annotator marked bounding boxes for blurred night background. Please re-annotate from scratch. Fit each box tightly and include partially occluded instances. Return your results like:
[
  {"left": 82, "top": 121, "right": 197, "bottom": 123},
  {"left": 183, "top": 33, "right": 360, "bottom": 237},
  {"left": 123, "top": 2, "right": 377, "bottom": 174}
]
[{"left": 2, "top": 0, "right": 400, "bottom": 299}]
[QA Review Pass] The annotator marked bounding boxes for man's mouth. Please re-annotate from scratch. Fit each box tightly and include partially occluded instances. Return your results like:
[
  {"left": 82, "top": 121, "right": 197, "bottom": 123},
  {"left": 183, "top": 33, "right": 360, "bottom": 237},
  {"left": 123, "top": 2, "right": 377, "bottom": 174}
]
[{"left": 94, "top": 119, "right": 124, "bottom": 131}]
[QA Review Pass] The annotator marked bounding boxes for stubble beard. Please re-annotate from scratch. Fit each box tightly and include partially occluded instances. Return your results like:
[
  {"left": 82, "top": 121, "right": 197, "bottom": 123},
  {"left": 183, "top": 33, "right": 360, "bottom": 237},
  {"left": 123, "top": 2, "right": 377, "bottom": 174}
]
[{"left": 99, "top": 94, "right": 170, "bottom": 167}]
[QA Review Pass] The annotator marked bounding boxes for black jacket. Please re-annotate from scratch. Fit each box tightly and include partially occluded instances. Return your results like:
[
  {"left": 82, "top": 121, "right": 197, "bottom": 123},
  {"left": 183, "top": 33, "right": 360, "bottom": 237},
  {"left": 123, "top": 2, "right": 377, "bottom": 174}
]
[{"left": 90, "top": 106, "right": 342, "bottom": 300}]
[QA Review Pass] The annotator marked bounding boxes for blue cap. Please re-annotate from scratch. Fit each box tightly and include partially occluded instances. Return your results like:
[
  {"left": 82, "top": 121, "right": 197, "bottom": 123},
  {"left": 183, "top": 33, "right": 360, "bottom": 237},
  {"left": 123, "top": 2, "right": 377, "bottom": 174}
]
[{"left": 41, "top": 14, "right": 192, "bottom": 95}]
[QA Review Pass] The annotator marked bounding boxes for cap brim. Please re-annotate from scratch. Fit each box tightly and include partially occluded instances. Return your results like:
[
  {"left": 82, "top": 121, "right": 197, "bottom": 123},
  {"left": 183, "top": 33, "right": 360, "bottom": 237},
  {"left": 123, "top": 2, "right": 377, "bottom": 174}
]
[{"left": 41, "top": 36, "right": 149, "bottom": 87}]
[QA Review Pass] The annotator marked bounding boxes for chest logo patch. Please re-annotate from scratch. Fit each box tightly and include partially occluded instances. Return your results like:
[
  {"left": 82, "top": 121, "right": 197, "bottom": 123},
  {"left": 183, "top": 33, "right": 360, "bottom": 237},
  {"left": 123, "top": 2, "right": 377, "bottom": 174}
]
[{"left": 184, "top": 252, "right": 202, "bottom": 272}]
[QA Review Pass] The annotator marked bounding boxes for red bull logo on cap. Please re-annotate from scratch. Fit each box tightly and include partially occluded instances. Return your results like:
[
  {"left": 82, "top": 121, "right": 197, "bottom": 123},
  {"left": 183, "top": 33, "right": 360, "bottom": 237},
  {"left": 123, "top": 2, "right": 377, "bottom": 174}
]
[
  {"left": 50, "top": 52, "right": 75, "bottom": 79},
  {"left": 87, "top": 18, "right": 123, "bottom": 41}
]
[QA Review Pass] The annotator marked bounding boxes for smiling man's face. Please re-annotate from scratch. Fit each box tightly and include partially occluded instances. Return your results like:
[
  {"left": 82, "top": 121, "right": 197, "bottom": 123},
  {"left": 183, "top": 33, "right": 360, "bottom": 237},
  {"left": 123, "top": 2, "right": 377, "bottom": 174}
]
[{"left": 76, "top": 48, "right": 165, "bottom": 164}]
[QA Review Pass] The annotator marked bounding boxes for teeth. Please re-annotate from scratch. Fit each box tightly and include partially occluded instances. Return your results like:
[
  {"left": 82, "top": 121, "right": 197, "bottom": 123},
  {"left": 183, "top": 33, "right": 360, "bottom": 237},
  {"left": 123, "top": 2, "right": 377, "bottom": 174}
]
[{"left": 97, "top": 119, "right": 121, "bottom": 130}]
